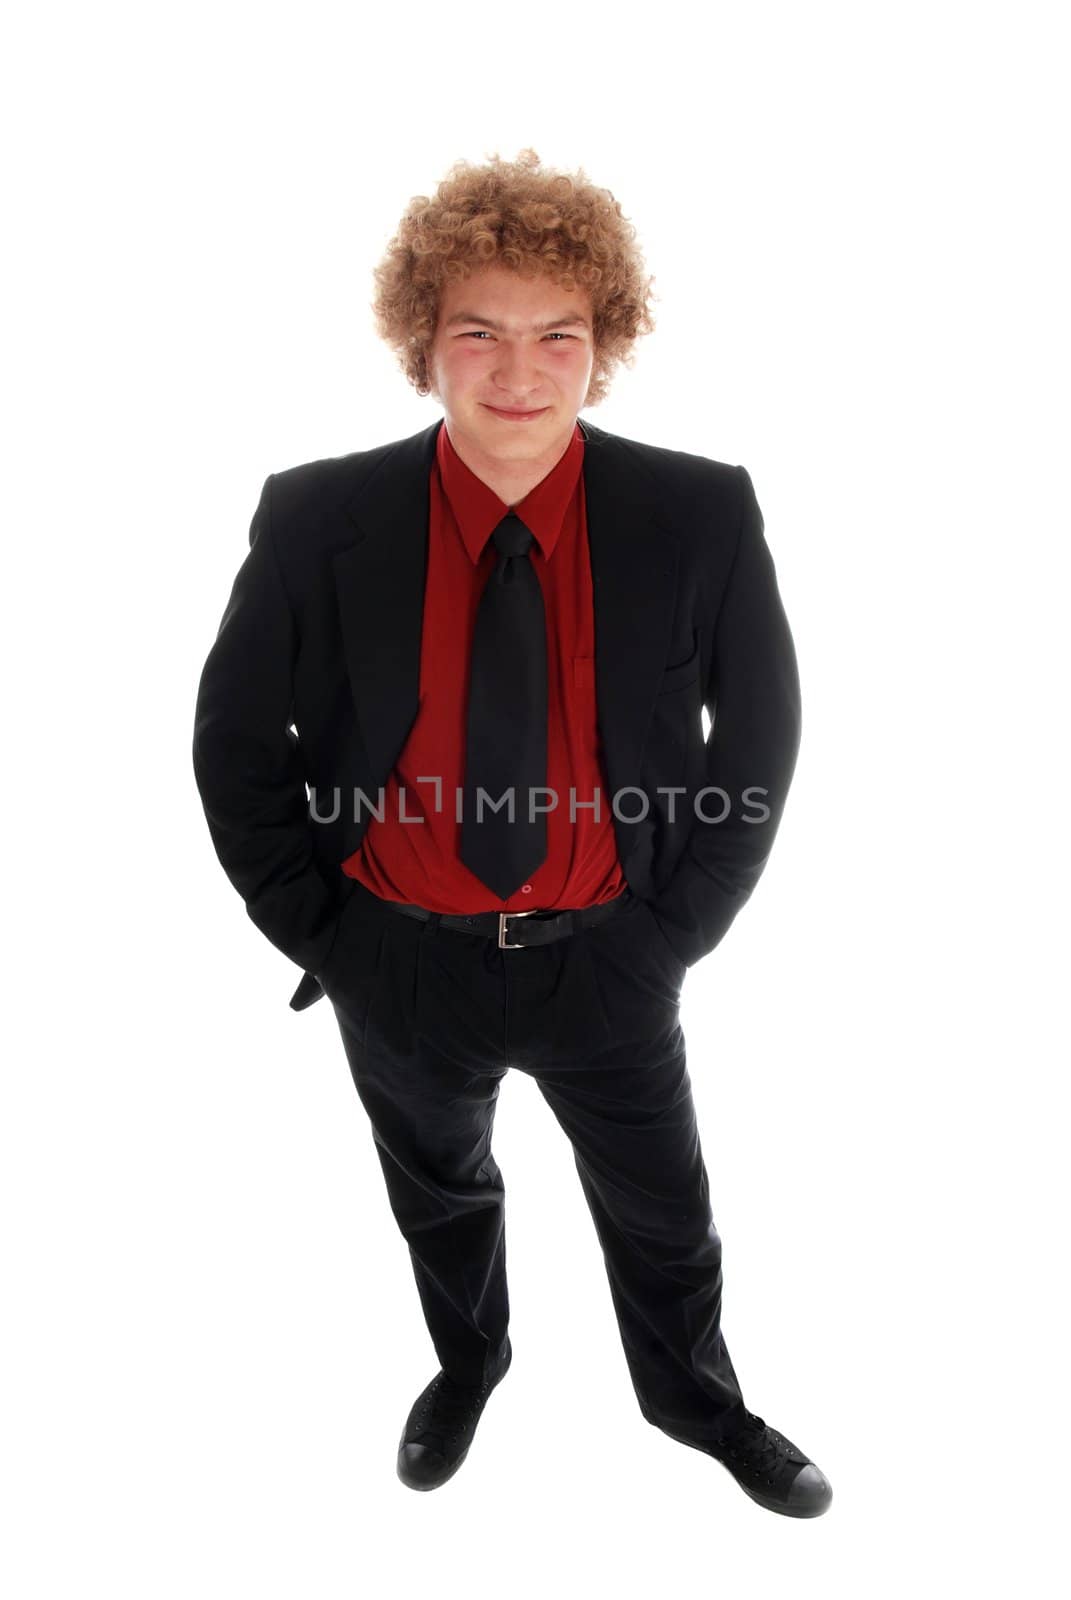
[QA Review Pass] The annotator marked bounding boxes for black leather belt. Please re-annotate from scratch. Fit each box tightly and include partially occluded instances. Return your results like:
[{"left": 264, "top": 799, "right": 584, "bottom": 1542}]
[{"left": 384, "top": 888, "right": 634, "bottom": 949}]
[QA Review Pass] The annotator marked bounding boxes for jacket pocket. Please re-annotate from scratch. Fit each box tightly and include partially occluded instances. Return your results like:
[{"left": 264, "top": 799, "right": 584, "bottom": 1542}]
[{"left": 658, "top": 635, "right": 700, "bottom": 695}]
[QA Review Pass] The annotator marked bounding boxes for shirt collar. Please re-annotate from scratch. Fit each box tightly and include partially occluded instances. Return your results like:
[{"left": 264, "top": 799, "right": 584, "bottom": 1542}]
[{"left": 436, "top": 416, "right": 585, "bottom": 564}]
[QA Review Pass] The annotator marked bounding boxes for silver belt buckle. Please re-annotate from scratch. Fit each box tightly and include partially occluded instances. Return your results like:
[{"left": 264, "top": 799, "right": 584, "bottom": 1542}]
[{"left": 498, "top": 908, "right": 540, "bottom": 949}]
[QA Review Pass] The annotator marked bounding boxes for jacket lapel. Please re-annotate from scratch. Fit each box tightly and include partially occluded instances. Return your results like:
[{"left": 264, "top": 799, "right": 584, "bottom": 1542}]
[
  {"left": 579, "top": 418, "right": 681, "bottom": 798},
  {"left": 333, "top": 414, "right": 680, "bottom": 802},
  {"left": 333, "top": 422, "right": 438, "bottom": 784}
]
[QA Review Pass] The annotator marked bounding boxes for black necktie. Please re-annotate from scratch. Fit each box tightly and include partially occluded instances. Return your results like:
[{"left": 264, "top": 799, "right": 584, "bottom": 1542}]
[{"left": 460, "top": 511, "right": 548, "bottom": 898}]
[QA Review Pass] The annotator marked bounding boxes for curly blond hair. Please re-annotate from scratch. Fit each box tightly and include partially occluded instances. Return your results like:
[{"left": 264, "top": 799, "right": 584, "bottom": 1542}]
[{"left": 371, "top": 148, "right": 656, "bottom": 408}]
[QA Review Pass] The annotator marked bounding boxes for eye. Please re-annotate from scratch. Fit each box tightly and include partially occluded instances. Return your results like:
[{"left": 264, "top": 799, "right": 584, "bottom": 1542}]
[{"left": 461, "top": 330, "right": 577, "bottom": 342}]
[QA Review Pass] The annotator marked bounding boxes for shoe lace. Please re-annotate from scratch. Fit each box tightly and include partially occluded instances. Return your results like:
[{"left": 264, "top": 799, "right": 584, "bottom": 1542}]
[
  {"left": 409, "top": 1373, "right": 486, "bottom": 1451},
  {"left": 723, "top": 1411, "right": 792, "bottom": 1479}
]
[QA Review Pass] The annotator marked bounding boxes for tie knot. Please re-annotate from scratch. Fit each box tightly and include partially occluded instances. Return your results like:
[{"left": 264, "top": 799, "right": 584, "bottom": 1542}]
[{"left": 492, "top": 513, "right": 534, "bottom": 559}]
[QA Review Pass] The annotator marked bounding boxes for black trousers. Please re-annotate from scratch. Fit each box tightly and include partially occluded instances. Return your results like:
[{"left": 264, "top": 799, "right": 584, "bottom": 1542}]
[{"left": 328, "top": 879, "right": 747, "bottom": 1450}]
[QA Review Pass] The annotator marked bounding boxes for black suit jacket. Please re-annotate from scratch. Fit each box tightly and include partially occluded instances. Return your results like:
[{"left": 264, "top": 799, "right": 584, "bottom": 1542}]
[{"left": 192, "top": 415, "right": 801, "bottom": 1012}]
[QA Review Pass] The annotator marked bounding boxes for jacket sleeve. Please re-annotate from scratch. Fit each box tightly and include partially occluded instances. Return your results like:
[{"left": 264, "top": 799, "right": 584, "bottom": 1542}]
[
  {"left": 191, "top": 474, "right": 351, "bottom": 980},
  {"left": 650, "top": 465, "right": 803, "bottom": 968}
]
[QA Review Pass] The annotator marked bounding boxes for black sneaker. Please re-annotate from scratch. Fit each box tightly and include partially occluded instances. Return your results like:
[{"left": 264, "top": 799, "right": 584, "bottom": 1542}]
[
  {"left": 396, "top": 1337, "right": 512, "bottom": 1491},
  {"left": 708, "top": 1408, "right": 833, "bottom": 1517}
]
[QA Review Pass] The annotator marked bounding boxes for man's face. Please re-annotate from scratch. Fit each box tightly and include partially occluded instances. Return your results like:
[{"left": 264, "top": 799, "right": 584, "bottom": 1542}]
[{"left": 426, "top": 265, "right": 596, "bottom": 463}]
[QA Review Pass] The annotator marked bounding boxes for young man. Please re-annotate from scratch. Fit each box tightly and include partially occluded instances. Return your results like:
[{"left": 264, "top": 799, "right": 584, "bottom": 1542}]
[{"left": 192, "top": 150, "right": 831, "bottom": 1516}]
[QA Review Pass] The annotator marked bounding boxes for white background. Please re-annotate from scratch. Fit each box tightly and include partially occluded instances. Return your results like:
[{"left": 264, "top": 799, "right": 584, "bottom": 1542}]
[{"left": 3, "top": 1, "right": 1067, "bottom": 1594}]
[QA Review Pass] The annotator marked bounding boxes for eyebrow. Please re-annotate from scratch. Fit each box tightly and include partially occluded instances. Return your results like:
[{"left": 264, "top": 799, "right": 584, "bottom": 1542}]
[{"left": 443, "top": 311, "right": 591, "bottom": 333}]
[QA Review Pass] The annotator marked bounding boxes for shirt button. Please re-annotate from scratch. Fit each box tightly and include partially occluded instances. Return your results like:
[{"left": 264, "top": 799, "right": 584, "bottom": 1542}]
[{"left": 520, "top": 884, "right": 532, "bottom": 894}]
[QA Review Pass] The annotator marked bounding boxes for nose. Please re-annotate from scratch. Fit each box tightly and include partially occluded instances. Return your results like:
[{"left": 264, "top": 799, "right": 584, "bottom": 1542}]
[{"left": 492, "top": 341, "right": 541, "bottom": 399}]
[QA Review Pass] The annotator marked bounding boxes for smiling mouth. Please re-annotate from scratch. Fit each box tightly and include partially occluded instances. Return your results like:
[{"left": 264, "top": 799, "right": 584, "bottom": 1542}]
[{"left": 483, "top": 404, "right": 549, "bottom": 417}]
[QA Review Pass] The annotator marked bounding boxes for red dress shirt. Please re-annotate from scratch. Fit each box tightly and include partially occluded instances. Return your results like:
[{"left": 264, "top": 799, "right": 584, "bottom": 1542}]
[{"left": 341, "top": 417, "right": 627, "bottom": 914}]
